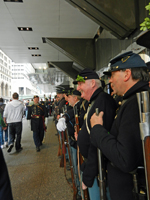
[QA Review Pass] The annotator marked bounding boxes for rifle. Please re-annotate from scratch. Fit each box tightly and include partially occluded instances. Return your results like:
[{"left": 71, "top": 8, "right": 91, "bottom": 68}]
[
  {"left": 59, "top": 131, "right": 65, "bottom": 167},
  {"left": 137, "top": 91, "right": 150, "bottom": 200},
  {"left": 56, "top": 108, "right": 62, "bottom": 157},
  {"left": 57, "top": 134, "right": 62, "bottom": 157},
  {"left": 74, "top": 106, "right": 89, "bottom": 200},
  {"left": 58, "top": 108, "right": 65, "bottom": 167},
  {"left": 65, "top": 128, "right": 78, "bottom": 200},
  {"left": 95, "top": 108, "right": 107, "bottom": 200},
  {"left": 61, "top": 105, "right": 76, "bottom": 194},
  {"left": 60, "top": 106, "right": 67, "bottom": 168}
]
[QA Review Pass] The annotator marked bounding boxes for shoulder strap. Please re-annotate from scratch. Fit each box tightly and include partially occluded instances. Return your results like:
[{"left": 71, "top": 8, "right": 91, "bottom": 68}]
[
  {"left": 85, "top": 100, "right": 95, "bottom": 134},
  {"left": 37, "top": 105, "right": 43, "bottom": 111},
  {"left": 80, "top": 100, "right": 86, "bottom": 111}
]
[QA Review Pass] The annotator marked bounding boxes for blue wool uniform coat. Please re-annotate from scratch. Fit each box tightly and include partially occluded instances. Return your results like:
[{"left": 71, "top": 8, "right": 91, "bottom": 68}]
[
  {"left": 91, "top": 81, "right": 149, "bottom": 200},
  {"left": 64, "top": 99, "right": 88, "bottom": 149},
  {"left": 77, "top": 87, "right": 116, "bottom": 187}
]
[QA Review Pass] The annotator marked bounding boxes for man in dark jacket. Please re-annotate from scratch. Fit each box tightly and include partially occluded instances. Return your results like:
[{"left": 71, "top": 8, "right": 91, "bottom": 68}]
[
  {"left": 90, "top": 51, "right": 149, "bottom": 200},
  {"left": 74, "top": 68, "right": 116, "bottom": 200}
]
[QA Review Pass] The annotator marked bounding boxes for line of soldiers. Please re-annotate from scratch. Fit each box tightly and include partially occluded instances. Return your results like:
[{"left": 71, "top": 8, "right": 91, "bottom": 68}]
[
  {"left": 55, "top": 87, "right": 89, "bottom": 200},
  {"left": 54, "top": 51, "right": 149, "bottom": 200}
]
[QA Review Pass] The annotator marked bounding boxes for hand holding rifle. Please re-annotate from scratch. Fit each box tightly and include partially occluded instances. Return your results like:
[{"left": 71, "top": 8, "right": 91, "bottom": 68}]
[
  {"left": 82, "top": 181, "right": 87, "bottom": 190},
  {"left": 90, "top": 111, "right": 104, "bottom": 128},
  {"left": 74, "top": 131, "right": 78, "bottom": 141}
]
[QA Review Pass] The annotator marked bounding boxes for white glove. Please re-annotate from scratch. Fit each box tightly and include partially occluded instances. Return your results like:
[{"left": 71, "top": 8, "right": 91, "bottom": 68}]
[
  {"left": 56, "top": 117, "right": 66, "bottom": 132},
  {"left": 60, "top": 113, "right": 63, "bottom": 117}
]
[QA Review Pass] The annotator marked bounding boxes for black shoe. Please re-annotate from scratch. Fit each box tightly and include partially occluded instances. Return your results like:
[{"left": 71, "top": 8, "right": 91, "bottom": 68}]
[
  {"left": 36, "top": 147, "right": 40, "bottom": 152},
  {"left": 7, "top": 144, "right": 14, "bottom": 153},
  {"left": 16, "top": 147, "right": 23, "bottom": 153}
]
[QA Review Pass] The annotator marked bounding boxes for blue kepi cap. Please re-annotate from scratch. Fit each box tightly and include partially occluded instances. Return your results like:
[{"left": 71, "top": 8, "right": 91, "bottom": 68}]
[{"left": 103, "top": 51, "right": 147, "bottom": 75}]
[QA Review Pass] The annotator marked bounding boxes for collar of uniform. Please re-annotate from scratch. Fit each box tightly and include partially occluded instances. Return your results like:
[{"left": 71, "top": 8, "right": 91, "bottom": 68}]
[
  {"left": 123, "top": 80, "right": 149, "bottom": 100},
  {"left": 60, "top": 97, "right": 65, "bottom": 102},
  {"left": 73, "top": 100, "right": 80, "bottom": 107},
  {"left": 89, "top": 87, "right": 103, "bottom": 104},
  {"left": 34, "top": 103, "right": 39, "bottom": 106}
]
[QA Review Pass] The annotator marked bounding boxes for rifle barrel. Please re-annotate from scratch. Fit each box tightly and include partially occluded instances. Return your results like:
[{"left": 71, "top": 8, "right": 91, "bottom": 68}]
[
  {"left": 137, "top": 91, "right": 150, "bottom": 200},
  {"left": 141, "top": 91, "right": 149, "bottom": 113},
  {"left": 95, "top": 108, "right": 106, "bottom": 200},
  {"left": 136, "top": 93, "right": 143, "bottom": 122},
  {"left": 144, "top": 137, "right": 150, "bottom": 200},
  {"left": 65, "top": 129, "right": 77, "bottom": 198},
  {"left": 74, "top": 105, "right": 89, "bottom": 200}
]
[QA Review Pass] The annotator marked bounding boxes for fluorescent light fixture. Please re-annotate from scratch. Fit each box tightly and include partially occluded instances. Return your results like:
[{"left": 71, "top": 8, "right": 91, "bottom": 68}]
[
  {"left": 18, "top": 27, "right": 33, "bottom": 31},
  {"left": 31, "top": 54, "right": 41, "bottom": 57},
  {"left": 4, "top": 0, "right": 23, "bottom": 2},
  {"left": 28, "top": 47, "right": 39, "bottom": 50}
]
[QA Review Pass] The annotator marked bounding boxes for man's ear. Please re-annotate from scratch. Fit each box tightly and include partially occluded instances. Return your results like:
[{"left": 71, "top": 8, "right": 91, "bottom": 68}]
[
  {"left": 124, "top": 69, "right": 131, "bottom": 82},
  {"left": 91, "top": 79, "right": 96, "bottom": 88}
]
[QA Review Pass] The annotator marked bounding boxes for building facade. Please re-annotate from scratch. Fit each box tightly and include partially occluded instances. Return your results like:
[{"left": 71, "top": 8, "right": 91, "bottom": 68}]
[
  {"left": 11, "top": 63, "right": 41, "bottom": 100},
  {"left": 0, "top": 50, "right": 12, "bottom": 101}
]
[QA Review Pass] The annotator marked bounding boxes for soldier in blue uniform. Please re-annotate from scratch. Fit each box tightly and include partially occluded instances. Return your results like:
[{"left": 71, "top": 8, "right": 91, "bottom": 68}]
[
  {"left": 73, "top": 68, "right": 116, "bottom": 200},
  {"left": 57, "top": 89, "right": 82, "bottom": 198},
  {"left": 27, "top": 95, "right": 46, "bottom": 152},
  {"left": 56, "top": 89, "right": 67, "bottom": 115},
  {"left": 90, "top": 51, "right": 149, "bottom": 200}
]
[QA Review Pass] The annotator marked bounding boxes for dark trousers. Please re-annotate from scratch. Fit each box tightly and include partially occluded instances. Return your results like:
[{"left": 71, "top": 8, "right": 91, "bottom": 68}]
[
  {"left": 8, "top": 122, "right": 22, "bottom": 150},
  {"left": 33, "top": 130, "right": 44, "bottom": 147}
]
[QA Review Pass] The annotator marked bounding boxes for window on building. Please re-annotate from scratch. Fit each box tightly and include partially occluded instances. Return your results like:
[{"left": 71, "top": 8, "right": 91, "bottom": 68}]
[
  {"left": 0, "top": 52, "right": 3, "bottom": 58},
  {"left": 4, "top": 63, "right": 6, "bottom": 68},
  {"left": 19, "top": 87, "right": 24, "bottom": 95},
  {"left": 4, "top": 56, "right": 7, "bottom": 62}
]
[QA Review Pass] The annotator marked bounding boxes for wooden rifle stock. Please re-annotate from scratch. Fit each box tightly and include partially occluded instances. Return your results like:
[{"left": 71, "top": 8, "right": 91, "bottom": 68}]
[
  {"left": 137, "top": 92, "right": 150, "bottom": 200},
  {"left": 57, "top": 134, "right": 62, "bottom": 156},
  {"left": 74, "top": 106, "right": 80, "bottom": 134},
  {"left": 60, "top": 108, "right": 66, "bottom": 167},
  {"left": 95, "top": 108, "right": 107, "bottom": 200},
  {"left": 144, "top": 137, "right": 150, "bottom": 199},
  {"left": 65, "top": 129, "right": 78, "bottom": 200},
  {"left": 74, "top": 106, "right": 89, "bottom": 200},
  {"left": 60, "top": 131, "right": 65, "bottom": 167},
  {"left": 56, "top": 108, "right": 63, "bottom": 158}
]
